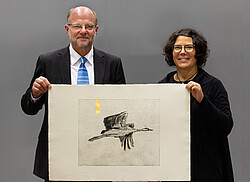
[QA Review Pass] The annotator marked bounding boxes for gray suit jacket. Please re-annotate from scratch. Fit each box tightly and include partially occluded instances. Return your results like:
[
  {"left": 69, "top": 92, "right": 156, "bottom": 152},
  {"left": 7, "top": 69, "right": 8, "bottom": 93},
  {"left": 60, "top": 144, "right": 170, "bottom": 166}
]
[{"left": 21, "top": 46, "right": 126, "bottom": 180}]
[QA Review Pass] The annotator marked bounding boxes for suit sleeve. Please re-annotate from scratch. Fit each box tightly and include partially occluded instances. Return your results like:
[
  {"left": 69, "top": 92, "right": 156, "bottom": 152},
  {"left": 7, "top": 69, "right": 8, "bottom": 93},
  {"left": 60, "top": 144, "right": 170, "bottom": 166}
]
[
  {"left": 21, "top": 56, "right": 46, "bottom": 115},
  {"left": 113, "top": 58, "right": 126, "bottom": 84}
]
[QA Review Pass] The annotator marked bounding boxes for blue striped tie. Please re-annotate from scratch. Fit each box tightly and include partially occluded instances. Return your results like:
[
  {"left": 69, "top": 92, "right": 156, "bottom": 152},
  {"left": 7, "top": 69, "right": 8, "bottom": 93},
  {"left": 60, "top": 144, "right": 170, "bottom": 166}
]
[{"left": 77, "top": 57, "right": 89, "bottom": 85}]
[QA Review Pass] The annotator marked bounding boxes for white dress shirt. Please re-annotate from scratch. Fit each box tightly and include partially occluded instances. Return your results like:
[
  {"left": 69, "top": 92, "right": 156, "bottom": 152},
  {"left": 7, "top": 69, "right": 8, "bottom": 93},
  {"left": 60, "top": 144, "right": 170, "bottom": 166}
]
[
  {"left": 31, "top": 45, "right": 95, "bottom": 102},
  {"left": 69, "top": 44, "right": 94, "bottom": 85}
]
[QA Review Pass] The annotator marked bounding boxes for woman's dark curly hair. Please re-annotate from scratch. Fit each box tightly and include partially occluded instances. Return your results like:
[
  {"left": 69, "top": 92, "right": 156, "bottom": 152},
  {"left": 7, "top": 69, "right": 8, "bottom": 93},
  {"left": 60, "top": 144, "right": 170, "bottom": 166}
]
[{"left": 163, "top": 28, "right": 210, "bottom": 67}]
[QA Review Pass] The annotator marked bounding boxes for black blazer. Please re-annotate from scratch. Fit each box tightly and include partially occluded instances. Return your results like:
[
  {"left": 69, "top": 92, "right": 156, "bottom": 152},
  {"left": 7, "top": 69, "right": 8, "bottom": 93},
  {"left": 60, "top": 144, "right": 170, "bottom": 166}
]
[{"left": 21, "top": 46, "right": 126, "bottom": 180}]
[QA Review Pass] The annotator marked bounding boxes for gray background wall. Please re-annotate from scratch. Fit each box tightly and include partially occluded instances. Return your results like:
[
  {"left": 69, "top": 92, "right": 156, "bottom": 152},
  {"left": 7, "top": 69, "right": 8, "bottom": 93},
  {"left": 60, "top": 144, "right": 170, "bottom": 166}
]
[{"left": 0, "top": 0, "right": 249, "bottom": 181}]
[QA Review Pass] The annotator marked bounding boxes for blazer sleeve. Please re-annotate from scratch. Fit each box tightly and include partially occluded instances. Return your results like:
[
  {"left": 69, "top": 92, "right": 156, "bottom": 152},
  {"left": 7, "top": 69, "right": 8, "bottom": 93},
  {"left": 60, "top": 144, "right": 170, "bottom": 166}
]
[
  {"left": 199, "top": 79, "right": 233, "bottom": 136},
  {"left": 113, "top": 57, "right": 126, "bottom": 84},
  {"left": 21, "top": 56, "right": 46, "bottom": 115}
]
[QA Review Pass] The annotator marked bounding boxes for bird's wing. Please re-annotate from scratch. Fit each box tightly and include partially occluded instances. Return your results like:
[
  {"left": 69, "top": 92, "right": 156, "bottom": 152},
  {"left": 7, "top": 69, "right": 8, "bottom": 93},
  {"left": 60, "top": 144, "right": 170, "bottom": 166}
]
[
  {"left": 128, "top": 134, "right": 134, "bottom": 147},
  {"left": 103, "top": 111, "right": 128, "bottom": 129},
  {"left": 115, "top": 111, "right": 128, "bottom": 127},
  {"left": 103, "top": 114, "right": 116, "bottom": 130},
  {"left": 119, "top": 133, "right": 134, "bottom": 151},
  {"left": 119, "top": 136, "right": 125, "bottom": 148}
]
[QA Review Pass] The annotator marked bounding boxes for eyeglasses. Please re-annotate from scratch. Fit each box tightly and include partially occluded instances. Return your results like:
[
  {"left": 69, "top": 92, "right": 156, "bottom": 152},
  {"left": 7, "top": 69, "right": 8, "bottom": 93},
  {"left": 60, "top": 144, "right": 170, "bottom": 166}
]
[
  {"left": 173, "top": 44, "right": 195, "bottom": 53},
  {"left": 67, "top": 24, "right": 96, "bottom": 31}
]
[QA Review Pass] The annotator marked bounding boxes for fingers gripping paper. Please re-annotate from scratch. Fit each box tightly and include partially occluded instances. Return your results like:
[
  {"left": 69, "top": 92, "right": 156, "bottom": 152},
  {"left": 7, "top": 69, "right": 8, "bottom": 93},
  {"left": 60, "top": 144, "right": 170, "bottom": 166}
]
[{"left": 48, "top": 84, "right": 190, "bottom": 181}]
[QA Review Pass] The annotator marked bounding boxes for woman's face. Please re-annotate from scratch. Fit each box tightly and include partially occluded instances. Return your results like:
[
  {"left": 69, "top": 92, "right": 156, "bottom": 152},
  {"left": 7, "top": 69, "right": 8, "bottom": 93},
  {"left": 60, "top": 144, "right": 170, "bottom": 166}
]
[{"left": 173, "top": 36, "right": 197, "bottom": 71}]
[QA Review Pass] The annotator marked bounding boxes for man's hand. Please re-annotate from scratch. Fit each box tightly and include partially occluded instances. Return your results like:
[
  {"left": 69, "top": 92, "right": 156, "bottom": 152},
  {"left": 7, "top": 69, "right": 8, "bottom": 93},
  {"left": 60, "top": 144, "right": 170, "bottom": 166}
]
[{"left": 31, "top": 76, "right": 51, "bottom": 98}]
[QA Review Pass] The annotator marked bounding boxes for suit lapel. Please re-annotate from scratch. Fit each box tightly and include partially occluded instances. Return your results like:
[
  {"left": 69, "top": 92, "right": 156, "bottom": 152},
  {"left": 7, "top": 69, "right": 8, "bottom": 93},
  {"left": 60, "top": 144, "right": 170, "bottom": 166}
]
[
  {"left": 94, "top": 48, "right": 105, "bottom": 84},
  {"left": 56, "top": 47, "right": 106, "bottom": 84},
  {"left": 57, "top": 47, "right": 71, "bottom": 84}
]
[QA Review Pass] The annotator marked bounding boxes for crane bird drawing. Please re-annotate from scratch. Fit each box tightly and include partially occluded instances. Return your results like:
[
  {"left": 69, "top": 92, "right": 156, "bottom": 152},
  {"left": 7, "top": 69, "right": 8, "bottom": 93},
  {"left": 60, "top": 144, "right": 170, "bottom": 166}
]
[{"left": 88, "top": 111, "right": 153, "bottom": 151}]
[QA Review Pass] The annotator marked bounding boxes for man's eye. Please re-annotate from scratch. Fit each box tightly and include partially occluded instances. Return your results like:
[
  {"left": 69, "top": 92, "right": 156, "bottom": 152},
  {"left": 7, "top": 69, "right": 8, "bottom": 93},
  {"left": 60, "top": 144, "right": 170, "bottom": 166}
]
[
  {"left": 73, "top": 25, "right": 81, "bottom": 28},
  {"left": 85, "top": 25, "right": 94, "bottom": 29}
]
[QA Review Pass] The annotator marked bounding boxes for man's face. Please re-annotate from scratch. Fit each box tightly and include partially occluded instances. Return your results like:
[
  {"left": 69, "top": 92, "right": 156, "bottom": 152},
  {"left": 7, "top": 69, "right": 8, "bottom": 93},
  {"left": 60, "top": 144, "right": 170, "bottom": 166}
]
[{"left": 65, "top": 7, "right": 99, "bottom": 53}]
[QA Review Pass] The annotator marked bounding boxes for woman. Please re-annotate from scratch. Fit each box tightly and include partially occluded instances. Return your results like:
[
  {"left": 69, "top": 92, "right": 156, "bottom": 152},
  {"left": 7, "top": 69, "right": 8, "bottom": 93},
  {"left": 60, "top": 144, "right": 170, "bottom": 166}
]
[{"left": 159, "top": 28, "right": 234, "bottom": 182}]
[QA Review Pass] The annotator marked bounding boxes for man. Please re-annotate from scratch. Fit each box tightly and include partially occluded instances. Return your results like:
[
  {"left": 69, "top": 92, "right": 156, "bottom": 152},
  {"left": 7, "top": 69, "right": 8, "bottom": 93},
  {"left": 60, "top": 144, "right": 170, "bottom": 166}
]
[{"left": 21, "top": 6, "right": 125, "bottom": 182}]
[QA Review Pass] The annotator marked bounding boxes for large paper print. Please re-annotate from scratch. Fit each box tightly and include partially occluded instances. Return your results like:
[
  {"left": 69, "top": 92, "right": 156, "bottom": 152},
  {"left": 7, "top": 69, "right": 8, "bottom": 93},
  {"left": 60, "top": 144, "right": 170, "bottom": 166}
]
[{"left": 48, "top": 84, "right": 190, "bottom": 181}]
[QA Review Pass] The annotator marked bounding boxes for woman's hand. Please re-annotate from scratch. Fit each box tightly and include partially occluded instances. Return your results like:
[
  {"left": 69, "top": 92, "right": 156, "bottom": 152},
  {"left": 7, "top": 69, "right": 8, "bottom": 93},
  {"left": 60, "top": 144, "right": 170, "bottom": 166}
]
[{"left": 186, "top": 81, "right": 204, "bottom": 103}]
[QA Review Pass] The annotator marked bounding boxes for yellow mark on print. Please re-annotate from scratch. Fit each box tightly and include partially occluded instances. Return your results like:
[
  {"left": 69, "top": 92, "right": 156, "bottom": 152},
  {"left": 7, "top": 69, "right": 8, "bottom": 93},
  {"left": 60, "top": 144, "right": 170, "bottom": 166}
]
[{"left": 95, "top": 99, "right": 100, "bottom": 114}]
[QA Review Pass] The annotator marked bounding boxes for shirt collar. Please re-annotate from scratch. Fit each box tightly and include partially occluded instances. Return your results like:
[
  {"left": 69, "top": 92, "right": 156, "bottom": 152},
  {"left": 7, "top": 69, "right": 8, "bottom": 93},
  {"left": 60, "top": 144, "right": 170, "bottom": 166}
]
[{"left": 69, "top": 44, "right": 94, "bottom": 66}]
